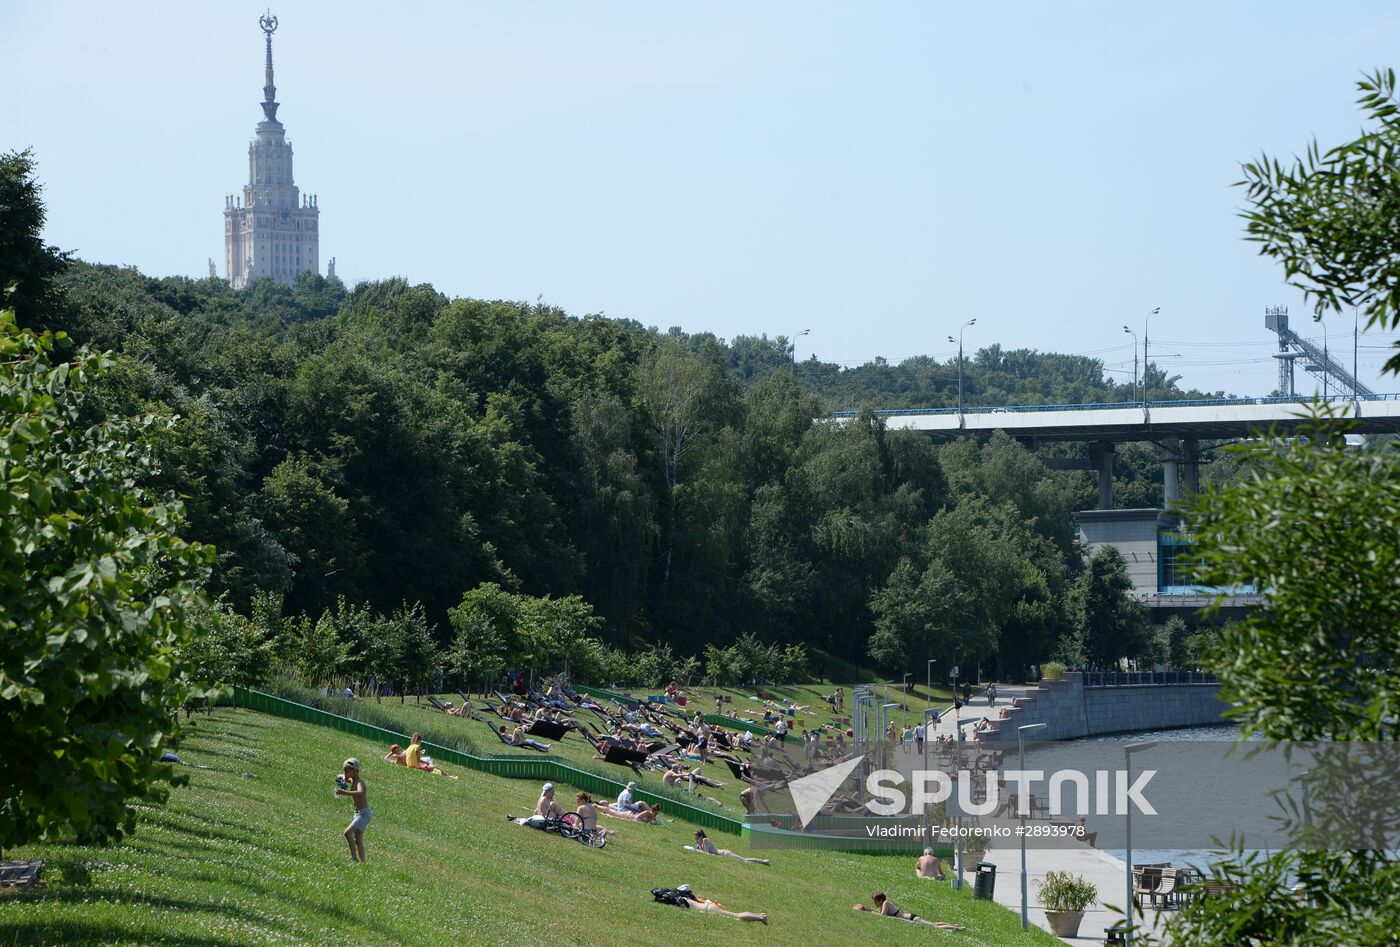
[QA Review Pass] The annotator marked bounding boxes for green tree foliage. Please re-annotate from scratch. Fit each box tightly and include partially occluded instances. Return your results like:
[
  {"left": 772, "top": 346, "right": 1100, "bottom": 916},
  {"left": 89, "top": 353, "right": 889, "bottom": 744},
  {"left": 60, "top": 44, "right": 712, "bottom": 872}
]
[
  {"left": 184, "top": 597, "right": 278, "bottom": 689},
  {"left": 1188, "top": 421, "right": 1398, "bottom": 741},
  {"left": 1161, "top": 615, "right": 1191, "bottom": 669},
  {"left": 940, "top": 431, "right": 1078, "bottom": 555},
  {"left": 447, "top": 583, "right": 522, "bottom": 689},
  {"left": 283, "top": 611, "right": 351, "bottom": 688},
  {"left": 15, "top": 148, "right": 1201, "bottom": 681},
  {"left": 870, "top": 498, "right": 1064, "bottom": 679},
  {"left": 1061, "top": 546, "right": 1151, "bottom": 667},
  {"left": 795, "top": 342, "right": 1222, "bottom": 413},
  {"left": 0, "top": 307, "right": 212, "bottom": 848},
  {"left": 389, "top": 602, "right": 440, "bottom": 699},
  {"left": 1239, "top": 68, "right": 1400, "bottom": 374},
  {"left": 0, "top": 150, "right": 69, "bottom": 331},
  {"left": 1151, "top": 418, "right": 1400, "bottom": 945},
  {"left": 637, "top": 335, "right": 741, "bottom": 626},
  {"left": 1149, "top": 71, "right": 1400, "bottom": 946},
  {"left": 446, "top": 583, "right": 606, "bottom": 682},
  {"left": 258, "top": 454, "right": 362, "bottom": 616}
]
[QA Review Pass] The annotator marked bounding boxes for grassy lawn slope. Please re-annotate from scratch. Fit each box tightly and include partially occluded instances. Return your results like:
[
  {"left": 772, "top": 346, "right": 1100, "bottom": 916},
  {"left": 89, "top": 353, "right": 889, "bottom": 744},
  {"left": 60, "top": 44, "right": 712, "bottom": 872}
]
[{"left": 1, "top": 710, "right": 1058, "bottom": 946}]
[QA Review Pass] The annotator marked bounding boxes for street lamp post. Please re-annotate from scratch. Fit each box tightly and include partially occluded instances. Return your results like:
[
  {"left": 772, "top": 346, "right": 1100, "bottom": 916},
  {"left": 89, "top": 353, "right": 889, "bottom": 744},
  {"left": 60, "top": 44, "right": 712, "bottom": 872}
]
[
  {"left": 1122, "top": 326, "right": 1139, "bottom": 403},
  {"left": 1142, "top": 308, "right": 1159, "bottom": 410},
  {"left": 923, "top": 707, "right": 939, "bottom": 841},
  {"left": 1123, "top": 741, "right": 1157, "bottom": 944},
  {"left": 927, "top": 659, "right": 936, "bottom": 710},
  {"left": 951, "top": 716, "right": 983, "bottom": 890},
  {"left": 1354, "top": 306, "right": 1360, "bottom": 408},
  {"left": 947, "top": 319, "right": 976, "bottom": 419},
  {"left": 1017, "top": 723, "right": 1048, "bottom": 930}
]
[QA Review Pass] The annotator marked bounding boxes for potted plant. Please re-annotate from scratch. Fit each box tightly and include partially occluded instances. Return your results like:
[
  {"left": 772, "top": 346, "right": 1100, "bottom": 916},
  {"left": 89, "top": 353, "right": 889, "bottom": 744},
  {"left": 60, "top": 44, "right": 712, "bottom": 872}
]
[
  {"left": 1037, "top": 869, "right": 1098, "bottom": 938},
  {"left": 960, "top": 822, "right": 988, "bottom": 865}
]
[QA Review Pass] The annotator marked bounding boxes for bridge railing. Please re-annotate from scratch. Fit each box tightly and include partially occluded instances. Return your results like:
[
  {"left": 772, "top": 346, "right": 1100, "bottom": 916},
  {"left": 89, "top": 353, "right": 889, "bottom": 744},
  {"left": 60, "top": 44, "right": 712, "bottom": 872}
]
[
  {"left": 832, "top": 391, "right": 1400, "bottom": 419},
  {"left": 1081, "top": 670, "right": 1219, "bottom": 687}
]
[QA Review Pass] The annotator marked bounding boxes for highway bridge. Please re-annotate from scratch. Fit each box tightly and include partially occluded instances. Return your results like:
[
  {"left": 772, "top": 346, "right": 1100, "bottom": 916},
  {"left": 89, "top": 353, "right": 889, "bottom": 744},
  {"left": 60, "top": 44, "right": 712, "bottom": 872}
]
[
  {"left": 835, "top": 393, "right": 1400, "bottom": 508},
  {"left": 833, "top": 392, "right": 1400, "bottom": 441}
]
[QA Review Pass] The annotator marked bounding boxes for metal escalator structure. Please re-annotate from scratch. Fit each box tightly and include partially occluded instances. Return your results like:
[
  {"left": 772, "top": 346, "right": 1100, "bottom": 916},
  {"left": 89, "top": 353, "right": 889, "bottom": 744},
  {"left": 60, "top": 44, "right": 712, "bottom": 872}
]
[{"left": 1265, "top": 306, "right": 1373, "bottom": 398}]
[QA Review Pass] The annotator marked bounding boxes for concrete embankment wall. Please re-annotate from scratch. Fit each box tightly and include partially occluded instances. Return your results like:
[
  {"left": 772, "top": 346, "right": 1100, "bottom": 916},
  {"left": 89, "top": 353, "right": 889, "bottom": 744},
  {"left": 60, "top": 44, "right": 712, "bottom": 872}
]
[{"left": 979, "top": 672, "right": 1228, "bottom": 742}]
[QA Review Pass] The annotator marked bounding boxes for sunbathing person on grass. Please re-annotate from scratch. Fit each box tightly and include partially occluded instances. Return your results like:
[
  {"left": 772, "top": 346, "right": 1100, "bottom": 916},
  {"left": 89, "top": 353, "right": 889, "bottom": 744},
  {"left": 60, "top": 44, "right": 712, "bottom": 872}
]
[
  {"left": 499, "top": 724, "right": 551, "bottom": 752},
  {"left": 535, "top": 783, "right": 567, "bottom": 820},
  {"left": 573, "top": 792, "right": 616, "bottom": 838},
  {"left": 916, "top": 848, "right": 946, "bottom": 880},
  {"left": 598, "top": 782, "right": 659, "bottom": 823},
  {"left": 685, "top": 829, "right": 770, "bottom": 865},
  {"left": 663, "top": 762, "right": 724, "bottom": 789},
  {"left": 386, "top": 737, "right": 458, "bottom": 778},
  {"left": 653, "top": 884, "right": 768, "bottom": 924},
  {"left": 853, "top": 893, "right": 965, "bottom": 930},
  {"left": 507, "top": 783, "right": 566, "bottom": 830}
]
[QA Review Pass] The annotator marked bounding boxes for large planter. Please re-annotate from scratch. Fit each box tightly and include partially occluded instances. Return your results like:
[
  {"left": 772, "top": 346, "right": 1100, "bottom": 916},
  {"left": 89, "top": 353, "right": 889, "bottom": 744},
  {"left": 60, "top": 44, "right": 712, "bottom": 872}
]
[{"left": 1045, "top": 910, "right": 1085, "bottom": 938}]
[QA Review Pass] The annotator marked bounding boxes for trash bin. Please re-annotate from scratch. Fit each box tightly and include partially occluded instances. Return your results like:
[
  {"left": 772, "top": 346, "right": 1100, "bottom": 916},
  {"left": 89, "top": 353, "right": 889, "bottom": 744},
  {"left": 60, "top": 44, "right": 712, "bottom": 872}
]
[{"left": 973, "top": 861, "right": 996, "bottom": 901}]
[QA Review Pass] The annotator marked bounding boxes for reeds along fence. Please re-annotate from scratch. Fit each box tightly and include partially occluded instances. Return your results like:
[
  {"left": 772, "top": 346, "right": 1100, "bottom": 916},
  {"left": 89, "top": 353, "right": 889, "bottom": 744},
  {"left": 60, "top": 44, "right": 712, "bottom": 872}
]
[{"left": 230, "top": 687, "right": 746, "bottom": 836}]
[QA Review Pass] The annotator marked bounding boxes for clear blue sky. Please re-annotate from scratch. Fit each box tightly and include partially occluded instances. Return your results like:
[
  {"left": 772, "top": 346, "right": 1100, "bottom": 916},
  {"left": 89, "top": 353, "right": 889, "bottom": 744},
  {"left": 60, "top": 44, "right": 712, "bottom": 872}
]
[{"left": 9, "top": 1, "right": 1400, "bottom": 395}]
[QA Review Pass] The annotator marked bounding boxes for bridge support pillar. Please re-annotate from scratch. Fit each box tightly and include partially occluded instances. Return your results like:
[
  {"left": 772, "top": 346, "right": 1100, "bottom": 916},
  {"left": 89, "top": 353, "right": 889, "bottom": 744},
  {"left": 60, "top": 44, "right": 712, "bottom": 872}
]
[
  {"left": 1162, "top": 439, "right": 1181, "bottom": 507},
  {"left": 1091, "top": 441, "right": 1114, "bottom": 509},
  {"left": 1181, "top": 439, "right": 1200, "bottom": 495}
]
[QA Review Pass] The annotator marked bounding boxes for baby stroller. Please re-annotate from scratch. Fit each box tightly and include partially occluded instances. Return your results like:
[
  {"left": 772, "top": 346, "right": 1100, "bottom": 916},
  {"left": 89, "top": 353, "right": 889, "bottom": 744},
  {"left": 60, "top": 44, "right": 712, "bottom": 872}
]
[{"left": 506, "top": 813, "right": 608, "bottom": 848}]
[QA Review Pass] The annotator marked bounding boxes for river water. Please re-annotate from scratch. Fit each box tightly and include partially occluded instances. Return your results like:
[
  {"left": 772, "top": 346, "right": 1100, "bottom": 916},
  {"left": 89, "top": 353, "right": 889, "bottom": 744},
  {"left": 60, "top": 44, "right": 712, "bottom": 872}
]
[{"left": 1073, "top": 722, "right": 1245, "bottom": 869}]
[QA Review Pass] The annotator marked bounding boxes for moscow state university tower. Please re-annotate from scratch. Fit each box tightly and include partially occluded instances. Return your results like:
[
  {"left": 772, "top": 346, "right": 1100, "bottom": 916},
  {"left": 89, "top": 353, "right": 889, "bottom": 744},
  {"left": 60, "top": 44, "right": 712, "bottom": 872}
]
[{"left": 224, "top": 12, "right": 320, "bottom": 289}]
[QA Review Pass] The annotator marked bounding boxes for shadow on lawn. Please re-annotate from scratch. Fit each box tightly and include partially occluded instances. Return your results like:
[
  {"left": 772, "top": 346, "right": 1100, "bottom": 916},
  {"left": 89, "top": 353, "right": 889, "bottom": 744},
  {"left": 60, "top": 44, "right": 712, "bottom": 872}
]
[
  {"left": 0, "top": 918, "right": 246, "bottom": 947},
  {"left": 2, "top": 877, "right": 403, "bottom": 944}
]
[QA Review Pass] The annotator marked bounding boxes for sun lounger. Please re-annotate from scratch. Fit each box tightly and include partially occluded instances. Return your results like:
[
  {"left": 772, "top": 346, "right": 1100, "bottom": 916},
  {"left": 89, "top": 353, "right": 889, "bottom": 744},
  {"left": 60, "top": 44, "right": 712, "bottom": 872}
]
[
  {"left": 644, "top": 743, "right": 681, "bottom": 767},
  {"left": 527, "top": 720, "right": 569, "bottom": 741},
  {"left": 425, "top": 694, "right": 449, "bottom": 711},
  {"left": 598, "top": 745, "right": 648, "bottom": 769},
  {"left": 483, "top": 720, "right": 547, "bottom": 751},
  {"left": 0, "top": 860, "right": 42, "bottom": 888}
]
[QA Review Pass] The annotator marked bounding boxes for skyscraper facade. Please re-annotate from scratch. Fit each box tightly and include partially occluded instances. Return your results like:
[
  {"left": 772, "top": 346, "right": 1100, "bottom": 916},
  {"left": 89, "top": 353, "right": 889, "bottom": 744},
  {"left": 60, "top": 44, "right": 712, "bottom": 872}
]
[{"left": 224, "top": 12, "right": 319, "bottom": 289}]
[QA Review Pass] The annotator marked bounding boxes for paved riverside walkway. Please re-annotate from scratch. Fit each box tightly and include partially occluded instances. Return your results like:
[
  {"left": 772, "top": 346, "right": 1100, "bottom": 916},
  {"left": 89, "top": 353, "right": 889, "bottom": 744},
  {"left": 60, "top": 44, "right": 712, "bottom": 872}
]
[
  {"left": 926, "top": 684, "right": 1033, "bottom": 738},
  {"left": 975, "top": 837, "right": 1166, "bottom": 943},
  {"left": 884, "top": 687, "right": 1173, "bottom": 942}
]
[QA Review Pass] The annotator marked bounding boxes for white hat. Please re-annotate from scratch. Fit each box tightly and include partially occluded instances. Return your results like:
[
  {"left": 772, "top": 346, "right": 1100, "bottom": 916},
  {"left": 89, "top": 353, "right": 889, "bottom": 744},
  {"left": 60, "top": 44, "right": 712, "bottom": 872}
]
[
  {"left": 627, "top": 781, "right": 638, "bottom": 790},
  {"left": 677, "top": 884, "right": 692, "bottom": 893},
  {"left": 543, "top": 783, "right": 554, "bottom": 792},
  {"left": 343, "top": 758, "right": 360, "bottom": 771}
]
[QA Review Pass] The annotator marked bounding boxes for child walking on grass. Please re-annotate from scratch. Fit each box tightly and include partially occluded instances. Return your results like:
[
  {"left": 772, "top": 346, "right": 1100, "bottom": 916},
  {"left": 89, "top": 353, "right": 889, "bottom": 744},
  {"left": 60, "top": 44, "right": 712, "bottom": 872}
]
[{"left": 336, "top": 758, "right": 370, "bottom": 863}]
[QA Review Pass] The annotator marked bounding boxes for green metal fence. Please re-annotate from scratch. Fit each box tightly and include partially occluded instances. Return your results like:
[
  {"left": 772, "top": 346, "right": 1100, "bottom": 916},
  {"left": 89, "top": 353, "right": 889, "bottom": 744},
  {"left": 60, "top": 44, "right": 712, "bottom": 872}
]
[
  {"left": 232, "top": 687, "right": 746, "bottom": 835},
  {"left": 571, "top": 684, "right": 643, "bottom": 705},
  {"left": 700, "top": 713, "right": 778, "bottom": 737}
]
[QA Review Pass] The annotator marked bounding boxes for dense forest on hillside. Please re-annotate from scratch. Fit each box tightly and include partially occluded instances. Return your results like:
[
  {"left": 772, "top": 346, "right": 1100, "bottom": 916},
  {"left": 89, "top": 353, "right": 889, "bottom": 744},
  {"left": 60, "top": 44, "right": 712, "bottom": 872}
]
[
  {"left": 3, "top": 151, "right": 1219, "bottom": 681},
  {"left": 731, "top": 338, "right": 1226, "bottom": 413}
]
